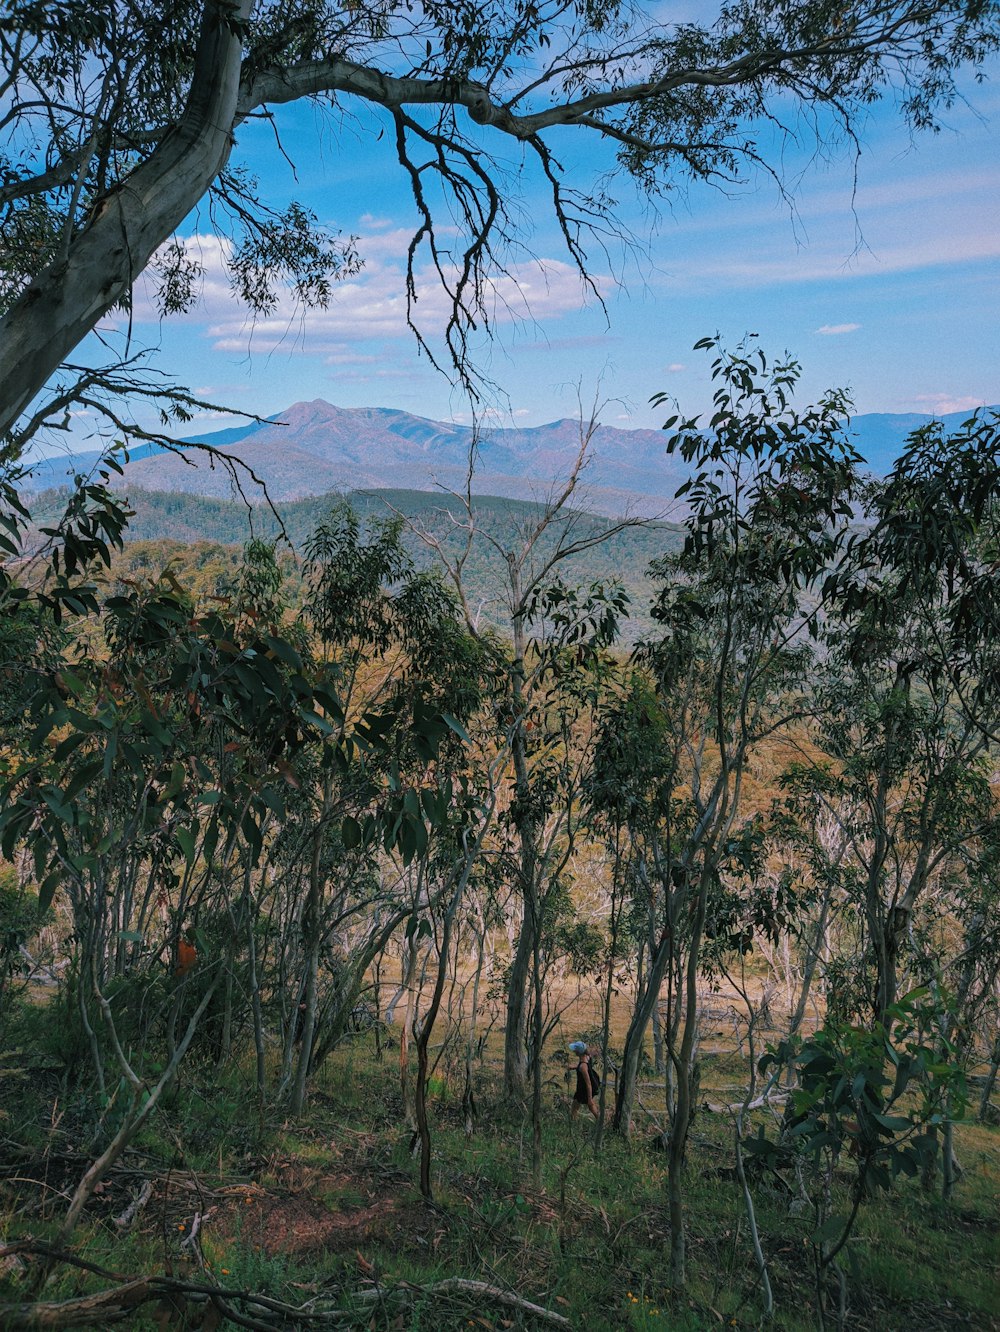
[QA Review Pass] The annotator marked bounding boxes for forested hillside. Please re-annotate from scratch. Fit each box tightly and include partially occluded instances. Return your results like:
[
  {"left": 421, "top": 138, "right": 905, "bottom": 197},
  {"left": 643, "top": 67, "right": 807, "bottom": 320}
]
[
  {"left": 4, "top": 0, "right": 1000, "bottom": 1324},
  {"left": 28, "top": 486, "right": 684, "bottom": 641},
  {"left": 3, "top": 353, "right": 1000, "bottom": 1330}
]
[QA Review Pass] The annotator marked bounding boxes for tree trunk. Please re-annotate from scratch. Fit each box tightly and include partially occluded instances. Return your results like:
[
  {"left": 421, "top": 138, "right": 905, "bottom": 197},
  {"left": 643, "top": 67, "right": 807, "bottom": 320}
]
[
  {"left": 502, "top": 599, "right": 538, "bottom": 1103},
  {"left": 215, "top": 945, "right": 235, "bottom": 1068},
  {"left": 463, "top": 922, "right": 487, "bottom": 1136},
  {"left": 246, "top": 907, "right": 268, "bottom": 1111},
  {"left": 530, "top": 904, "right": 545, "bottom": 1185},
  {"left": 400, "top": 934, "right": 418, "bottom": 1133},
  {"left": 504, "top": 893, "right": 533, "bottom": 1100},
  {"left": 665, "top": 880, "right": 707, "bottom": 1290},
  {"left": 414, "top": 842, "right": 481, "bottom": 1200},
  {"left": 978, "top": 1021, "right": 1000, "bottom": 1122},
  {"left": 614, "top": 932, "right": 671, "bottom": 1136},
  {"left": 59, "top": 969, "right": 224, "bottom": 1241},
  {"left": 289, "top": 836, "right": 322, "bottom": 1116},
  {"left": 0, "top": 0, "right": 255, "bottom": 442}
]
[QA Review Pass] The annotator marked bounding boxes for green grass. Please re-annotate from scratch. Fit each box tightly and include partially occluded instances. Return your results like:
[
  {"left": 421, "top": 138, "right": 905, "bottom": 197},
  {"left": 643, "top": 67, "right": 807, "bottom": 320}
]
[{"left": 1, "top": 1031, "right": 998, "bottom": 1331}]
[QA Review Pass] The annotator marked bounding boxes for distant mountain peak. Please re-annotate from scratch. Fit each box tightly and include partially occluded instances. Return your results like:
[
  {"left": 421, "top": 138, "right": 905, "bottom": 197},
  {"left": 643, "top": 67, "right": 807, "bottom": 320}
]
[{"left": 20, "top": 400, "right": 1000, "bottom": 512}]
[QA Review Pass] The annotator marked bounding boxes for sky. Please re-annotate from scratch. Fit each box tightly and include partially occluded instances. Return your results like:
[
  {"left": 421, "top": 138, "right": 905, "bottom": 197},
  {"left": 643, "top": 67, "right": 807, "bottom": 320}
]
[{"left": 63, "top": 37, "right": 1000, "bottom": 452}]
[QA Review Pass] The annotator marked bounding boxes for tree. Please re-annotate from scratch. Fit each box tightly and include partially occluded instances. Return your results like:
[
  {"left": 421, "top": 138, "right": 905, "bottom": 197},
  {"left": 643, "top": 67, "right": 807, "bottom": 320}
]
[
  {"left": 2, "top": 2, "right": 998, "bottom": 444},
  {"left": 285, "top": 502, "right": 489, "bottom": 1113},
  {"left": 611, "top": 335, "right": 861, "bottom": 1287},
  {"left": 820, "top": 414, "right": 1000, "bottom": 1027},
  {"left": 0, "top": 483, "right": 338, "bottom": 1238},
  {"left": 403, "top": 412, "right": 632, "bottom": 1116}
]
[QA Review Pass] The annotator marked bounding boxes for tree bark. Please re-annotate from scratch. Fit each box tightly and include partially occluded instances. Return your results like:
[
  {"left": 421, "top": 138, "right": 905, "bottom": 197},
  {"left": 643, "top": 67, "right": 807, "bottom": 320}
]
[{"left": 0, "top": 0, "right": 254, "bottom": 439}]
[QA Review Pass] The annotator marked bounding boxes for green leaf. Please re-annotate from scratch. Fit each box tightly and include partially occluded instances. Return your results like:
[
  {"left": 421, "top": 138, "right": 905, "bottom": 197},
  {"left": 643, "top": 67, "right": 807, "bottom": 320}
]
[
  {"left": 37, "top": 871, "right": 61, "bottom": 915},
  {"left": 872, "top": 1113, "right": 912, "bottom": 1132},
  {"left": 62, "top": 760, "right": 104, "bottom": 804},
  {"left": 264, "top": 635, "right": 303, "bottom": 669},
  {"left": 175, "top": 827, "right": 196, "bottom": 865},
  {"left": 441, "top": 713, "right": 470, "bottom": 743},
  {"left": 163, "top": 760, "right": 186, "bottom": 801}
]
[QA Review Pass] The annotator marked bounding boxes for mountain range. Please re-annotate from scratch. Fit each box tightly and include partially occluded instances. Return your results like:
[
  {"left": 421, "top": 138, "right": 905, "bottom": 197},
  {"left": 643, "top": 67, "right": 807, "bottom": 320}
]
[{"left": 21, "top": 399, "right": 999, "bottom": 516}]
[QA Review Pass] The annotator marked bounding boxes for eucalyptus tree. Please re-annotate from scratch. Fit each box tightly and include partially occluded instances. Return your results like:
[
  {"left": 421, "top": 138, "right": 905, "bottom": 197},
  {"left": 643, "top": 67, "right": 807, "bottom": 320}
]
[
  {"left": 818, "top": 413, "right": 1000, "bottom": 1029},
  {"left": 281, "top": 502, "right": 489, "bottom": 1113},
  {"left": 609, "top": 337, "right": 862, "bottom": 1287},
  {"left": 3, "top": 2, "right": 999, "bottom": 445},
  {"left": 408, "top": 417, "right": 632, "bottom": 1116},
  {"left": 0, "top": 479, "right": 339, "bottom": 1237}
]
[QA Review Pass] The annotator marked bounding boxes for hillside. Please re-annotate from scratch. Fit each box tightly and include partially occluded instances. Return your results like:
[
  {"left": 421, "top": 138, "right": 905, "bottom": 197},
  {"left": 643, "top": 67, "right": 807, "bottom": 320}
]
[
  {"left": 22, "top": 398, "right": 996, "bottom": 514},
  {"left": 30, "top": 485, "right": 685, "bottom": 642}
]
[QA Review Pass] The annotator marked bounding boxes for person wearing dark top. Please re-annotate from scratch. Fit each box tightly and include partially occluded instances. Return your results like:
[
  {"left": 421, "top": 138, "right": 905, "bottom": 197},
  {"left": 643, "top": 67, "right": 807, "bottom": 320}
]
[{"left": 571, "top": 1045, "right": 600, "bottom": 1120}]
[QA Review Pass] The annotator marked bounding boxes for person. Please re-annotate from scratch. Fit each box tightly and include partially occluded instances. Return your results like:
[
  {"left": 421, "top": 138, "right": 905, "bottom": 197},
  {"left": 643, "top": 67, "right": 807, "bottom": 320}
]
[{"left": 570, "top": 1042, "right": 600, "bottom": 1120}]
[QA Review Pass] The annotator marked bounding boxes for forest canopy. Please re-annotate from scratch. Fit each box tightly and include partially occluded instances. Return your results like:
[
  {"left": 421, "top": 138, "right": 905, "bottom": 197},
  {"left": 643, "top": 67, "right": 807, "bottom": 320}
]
[
  {"left": 3, "top": 3, "right": 1000, "bottom": 1324},
  {"left": 1, "top": 342, "right": 999, "bottom": 1326}
]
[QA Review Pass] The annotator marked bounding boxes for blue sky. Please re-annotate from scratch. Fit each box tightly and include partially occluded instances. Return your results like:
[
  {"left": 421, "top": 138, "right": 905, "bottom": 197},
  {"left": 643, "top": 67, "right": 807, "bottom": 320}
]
[{"left": 75, "top": 54, "right": 1000, "bottom": 450}]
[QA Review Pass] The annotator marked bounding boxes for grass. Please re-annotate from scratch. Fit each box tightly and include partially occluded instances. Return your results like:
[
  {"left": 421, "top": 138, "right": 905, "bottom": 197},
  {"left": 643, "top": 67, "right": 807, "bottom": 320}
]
[{"left": 1, "top": 1008, "right": 998, "bottom": 1331}]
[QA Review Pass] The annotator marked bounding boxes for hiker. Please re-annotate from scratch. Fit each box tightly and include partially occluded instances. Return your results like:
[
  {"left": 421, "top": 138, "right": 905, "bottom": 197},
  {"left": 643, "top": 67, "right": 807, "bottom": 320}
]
[{"left": 569, "top": 1040, "right": 600, "bottom": 1120}]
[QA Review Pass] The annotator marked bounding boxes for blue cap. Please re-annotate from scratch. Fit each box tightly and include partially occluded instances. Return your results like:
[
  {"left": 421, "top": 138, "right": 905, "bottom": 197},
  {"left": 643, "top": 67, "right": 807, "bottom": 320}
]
[{"left": 569, "top": 1040, "right": 587, "bottom": 1053}]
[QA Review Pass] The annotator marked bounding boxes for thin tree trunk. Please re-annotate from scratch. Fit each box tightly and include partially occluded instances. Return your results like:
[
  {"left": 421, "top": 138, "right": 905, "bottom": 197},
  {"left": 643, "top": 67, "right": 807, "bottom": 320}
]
[
  {"left": 530, "top": 898, "right": 545, "bottom": 1186},
  {"left": 504, "top": 899, "right": 533, "bottom": 1099},
  {"left": 978, "top": 1021, "right": 1000, "bottom": 1122},
  {"left": 414, "top": 831, "right": 485, "bottom": 1200},
  {"left": 289, "top": 821, "right": 324, "bottom": 1116},
  {"left": 247, "top": 906, "right": 267, "bottom": 1110},
  {"left": 666, "top": 878, "right": 707, "bottom": 1289},
  {"left": 215, "top": 945, "right": 235, "bottom": 1068},
  {"left": 59, "top": 968, "right": 225, "bottom": 1241},
  {"left": 400, "top": 934, "right": 418, "bottom": 1133},
  {"left": 463, "top": 921, "right": 487, "bottom": 1136},
  {"left": 614, "top": 931, "right": 671, "bottom": 1136},
  {"left": 789, "top": 884, "right": 832, "bottom": 1042}
]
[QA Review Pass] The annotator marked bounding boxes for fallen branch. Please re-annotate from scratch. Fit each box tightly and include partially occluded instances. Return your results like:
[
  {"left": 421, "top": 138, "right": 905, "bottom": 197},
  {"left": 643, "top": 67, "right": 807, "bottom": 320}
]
[
  {"left": 0, "top": 1277, "right": 156, "bottom": 1328},
  {"left": 421, "top": 1278, "right": 572, "bottom": 1327},
  {"left": 0, "top": 1248, "right": 574, "bottom": 1331},
  {"left": 354, "top": 1279, "right": 572, "bottom": 1328},
  {"left": 112, "top": 1179, "right": 153, "bottom": 1230}
]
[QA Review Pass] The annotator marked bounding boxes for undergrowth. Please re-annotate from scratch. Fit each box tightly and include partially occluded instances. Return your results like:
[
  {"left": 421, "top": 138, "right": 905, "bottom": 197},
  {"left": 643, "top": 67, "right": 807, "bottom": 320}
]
[{"left": 0, "top": 1018, "right": 997, "bottom": 1331}]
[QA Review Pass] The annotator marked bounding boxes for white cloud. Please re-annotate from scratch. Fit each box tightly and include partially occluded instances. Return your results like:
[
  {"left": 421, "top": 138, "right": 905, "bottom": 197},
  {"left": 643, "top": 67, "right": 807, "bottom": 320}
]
[
  {"left": 670, "top": 221, "right": 1000, "bottom": 289},
  {"left": 129, "top": 235, "right": 599, "bottom": 356},
  {"left": 912, "top": 392, "right": 987, "bottom": 416},
  {"left": 356, "top": 227, "right": 426, "bottom": 260},
  {"left": 816, "top": 323, "right": 861, "bottom": 335},
  {"left": 665, "top": 362, "right": 686, "bottom": 372}
]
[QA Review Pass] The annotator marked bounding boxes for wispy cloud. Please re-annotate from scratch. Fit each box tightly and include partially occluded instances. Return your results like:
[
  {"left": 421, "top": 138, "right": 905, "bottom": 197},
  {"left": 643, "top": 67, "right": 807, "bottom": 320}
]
[
  {"left": 670, "top": 223, "right": 1000, "bottom": 290},
  {"left": 323, "top": 345, "right": 381, "bottom": 366},
  {"left": 912, "top": 392, "right": 988, "bottom": 415},
  {"left": 516, "top": 333, "right": 619, "bottom": 353},
  {"left": 816, "top": 323, "right": 861, "bottom": 335}
]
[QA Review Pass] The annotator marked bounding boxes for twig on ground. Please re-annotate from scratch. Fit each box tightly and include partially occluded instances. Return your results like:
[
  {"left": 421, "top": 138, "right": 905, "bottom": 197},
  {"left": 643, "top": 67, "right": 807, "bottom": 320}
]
[{"left": 112, "top": 1178, "right": 153, "bottom": 1230}]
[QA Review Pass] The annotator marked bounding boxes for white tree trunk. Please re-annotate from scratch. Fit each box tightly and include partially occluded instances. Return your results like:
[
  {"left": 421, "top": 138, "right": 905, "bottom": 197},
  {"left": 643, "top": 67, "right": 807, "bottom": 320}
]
[{"left": 0, "top": 0, "right": 255, "bottom": 440}]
